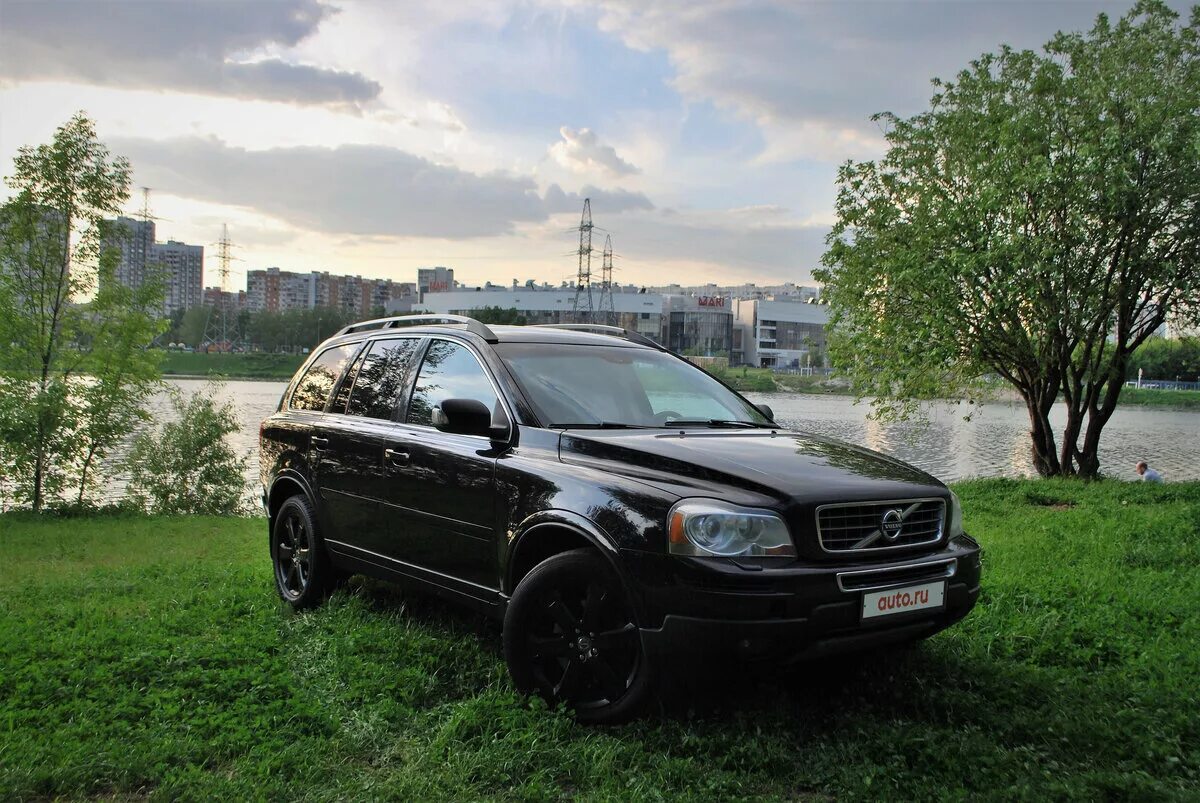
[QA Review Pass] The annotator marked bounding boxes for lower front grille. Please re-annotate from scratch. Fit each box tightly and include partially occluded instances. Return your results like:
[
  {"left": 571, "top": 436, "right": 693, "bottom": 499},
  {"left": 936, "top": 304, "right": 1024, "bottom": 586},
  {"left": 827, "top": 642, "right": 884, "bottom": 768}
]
[{"left": 816, "top": 498, "right": 945, "bottom": 553}]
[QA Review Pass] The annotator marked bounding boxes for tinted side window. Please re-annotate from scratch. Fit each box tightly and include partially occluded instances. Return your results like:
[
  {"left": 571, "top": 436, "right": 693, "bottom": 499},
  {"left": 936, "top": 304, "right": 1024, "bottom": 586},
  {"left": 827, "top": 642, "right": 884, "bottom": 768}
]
[
  {"left": 331, "top": 350, "right": 367, "bottom": 414},
  {"left": 289, "top": 344, "right": 358, "bottom": 412},
  {"left": 407, "top": 340, "right": 499, "bottom": 427},
  {"left": 347, "top": 337, "right": 421, "bottom": 420}
]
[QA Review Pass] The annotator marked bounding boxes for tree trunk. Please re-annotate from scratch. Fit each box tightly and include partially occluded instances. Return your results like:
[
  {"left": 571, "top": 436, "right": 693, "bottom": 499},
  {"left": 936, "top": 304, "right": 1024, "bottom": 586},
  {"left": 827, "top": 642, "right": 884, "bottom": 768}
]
[{"left": 1022, "top": 386, "right": 1061, "bottom": 477}]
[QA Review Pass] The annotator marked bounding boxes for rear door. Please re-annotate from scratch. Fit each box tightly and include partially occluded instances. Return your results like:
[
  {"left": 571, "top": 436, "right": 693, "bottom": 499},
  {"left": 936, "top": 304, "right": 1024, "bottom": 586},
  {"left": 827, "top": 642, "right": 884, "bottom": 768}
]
[
  {"left": 317, "top": 336, "right": 424, "bottom": 557},
  {"left": 380, "top": 337, "right": 503, "bottom": 593},
  {"left": 285, "top": 342, "right": 362, "bottom": 544}
]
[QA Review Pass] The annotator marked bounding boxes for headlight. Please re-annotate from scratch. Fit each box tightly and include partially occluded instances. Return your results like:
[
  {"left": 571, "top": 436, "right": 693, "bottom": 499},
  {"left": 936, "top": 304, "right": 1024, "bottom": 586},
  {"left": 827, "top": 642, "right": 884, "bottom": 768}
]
[
  {"left": 668, "top": 499, "right": 795, "bottom": 558},
  {"left": 947, "top": 491, "right": 964, "bottom": 538}
]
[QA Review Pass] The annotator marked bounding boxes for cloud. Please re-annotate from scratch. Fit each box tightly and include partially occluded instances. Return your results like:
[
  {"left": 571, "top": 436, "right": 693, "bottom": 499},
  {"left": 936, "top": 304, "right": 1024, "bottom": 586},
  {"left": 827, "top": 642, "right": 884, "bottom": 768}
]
[
  {"left": 601, "top": 205, "right": 828, "bottom": 282},
  {"left": 549, "top": 127, "right": 640, "bottom": 176},
  {"left": 0, "top": 0, "right": 380, "bottom": 110},
  {"left": 111, "top": 136, "right": 653, "bottom": 239},
  {"left": 587, "top": 0, "right": 1161, "bottom": 162},
  {"left": 543, "top": 184, "right": 653, "bottom": 216}
]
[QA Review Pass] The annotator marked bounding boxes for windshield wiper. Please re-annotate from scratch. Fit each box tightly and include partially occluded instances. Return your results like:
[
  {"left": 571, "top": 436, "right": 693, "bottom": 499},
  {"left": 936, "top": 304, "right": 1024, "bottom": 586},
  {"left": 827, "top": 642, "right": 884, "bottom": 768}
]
[
  {"left": 662, "top": 418, "right": 765, "bottom": 429},
  {"left": 553, "top": 422, "right": 650, "bottom": 430}
]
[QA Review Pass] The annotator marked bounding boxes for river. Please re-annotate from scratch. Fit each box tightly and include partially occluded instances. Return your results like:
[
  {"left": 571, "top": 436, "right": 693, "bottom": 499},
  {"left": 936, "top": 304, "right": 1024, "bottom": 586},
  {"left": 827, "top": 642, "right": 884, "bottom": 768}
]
[
  {"left": 169, "top": 379, "right": 1199, "bottom": 489},
  {"left": 12, "top": 377, "right": 1193, "bottom": 509}
]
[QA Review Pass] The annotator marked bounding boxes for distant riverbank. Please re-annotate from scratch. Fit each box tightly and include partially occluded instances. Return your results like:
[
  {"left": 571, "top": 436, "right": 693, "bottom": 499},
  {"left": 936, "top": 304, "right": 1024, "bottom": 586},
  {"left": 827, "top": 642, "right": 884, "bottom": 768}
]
[
  {"left": 713, "top": 366, "right": 1200, "bottom": 410},
  {"left": 159, "top": 351, "right": 305, "bottom": 379}
]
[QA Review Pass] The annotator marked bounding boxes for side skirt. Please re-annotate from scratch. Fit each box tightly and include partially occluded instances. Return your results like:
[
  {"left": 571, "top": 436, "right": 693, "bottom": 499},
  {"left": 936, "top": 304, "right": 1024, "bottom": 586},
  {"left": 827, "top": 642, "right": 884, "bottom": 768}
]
[{"left": 326, "top": 539, "right": 506, "bottom": 620}]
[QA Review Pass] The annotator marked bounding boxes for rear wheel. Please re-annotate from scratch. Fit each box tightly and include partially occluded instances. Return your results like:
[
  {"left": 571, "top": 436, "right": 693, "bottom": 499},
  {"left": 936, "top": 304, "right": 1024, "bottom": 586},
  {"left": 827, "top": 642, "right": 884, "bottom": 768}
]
[
  {"left": 503, "top": 549, "right": 654, "bottom": 724},
  {"left": 272, "top": 495, "right": 336, "bottom": 609}
]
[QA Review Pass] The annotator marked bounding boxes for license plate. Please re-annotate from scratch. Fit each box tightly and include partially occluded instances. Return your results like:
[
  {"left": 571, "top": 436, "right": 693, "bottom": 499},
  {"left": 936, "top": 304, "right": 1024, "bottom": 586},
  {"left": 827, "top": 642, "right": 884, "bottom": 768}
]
[{"left": 862, "top": 581, "right": 945, "bottom": 619}]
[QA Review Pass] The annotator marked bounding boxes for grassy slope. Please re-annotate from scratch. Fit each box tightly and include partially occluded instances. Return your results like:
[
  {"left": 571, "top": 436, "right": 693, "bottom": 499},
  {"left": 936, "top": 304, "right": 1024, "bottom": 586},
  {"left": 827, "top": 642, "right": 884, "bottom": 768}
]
[
  {"left": 159, "top": 351, "right": 305, "bottom": 379},
  {"left": 1117, "top": 386, "right": 1200, "bottom": 410},
  {"left": 1, "top": 479, "right": 1197, "bottom": 800}
]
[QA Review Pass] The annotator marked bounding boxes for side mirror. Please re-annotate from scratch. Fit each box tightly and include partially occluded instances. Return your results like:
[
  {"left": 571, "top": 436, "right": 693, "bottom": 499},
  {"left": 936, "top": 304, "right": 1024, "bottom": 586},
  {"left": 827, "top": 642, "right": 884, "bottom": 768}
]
[
  {"left": 755, "top": 403, "right": 775, "bottom": 422},
  {"left": 433, "top": 398, "right": 511, "bottom": 442}
]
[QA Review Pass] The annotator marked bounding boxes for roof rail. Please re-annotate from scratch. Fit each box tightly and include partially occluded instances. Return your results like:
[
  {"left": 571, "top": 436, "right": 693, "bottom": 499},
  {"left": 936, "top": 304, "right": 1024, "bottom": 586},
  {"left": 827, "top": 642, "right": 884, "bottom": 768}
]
[
  {"left": 335, "top": 314, "right": 498, "bottom": 343},
  {"left": 528, "top": 323, "right": 666, "bottom": 351}
]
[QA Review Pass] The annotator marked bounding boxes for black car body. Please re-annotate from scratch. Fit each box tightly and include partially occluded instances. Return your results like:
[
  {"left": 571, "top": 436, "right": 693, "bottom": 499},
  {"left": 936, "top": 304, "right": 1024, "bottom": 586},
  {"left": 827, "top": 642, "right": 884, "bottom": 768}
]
[{"left": 260, "top": 315, "right": 981, "bottom": 722}]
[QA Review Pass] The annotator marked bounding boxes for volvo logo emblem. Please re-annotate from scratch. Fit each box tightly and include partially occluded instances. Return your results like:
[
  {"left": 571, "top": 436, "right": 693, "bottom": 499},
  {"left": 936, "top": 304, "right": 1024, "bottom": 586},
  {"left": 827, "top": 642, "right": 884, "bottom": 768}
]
[{"left": 880, "top": 508, "right": 904, "bottom": 541}]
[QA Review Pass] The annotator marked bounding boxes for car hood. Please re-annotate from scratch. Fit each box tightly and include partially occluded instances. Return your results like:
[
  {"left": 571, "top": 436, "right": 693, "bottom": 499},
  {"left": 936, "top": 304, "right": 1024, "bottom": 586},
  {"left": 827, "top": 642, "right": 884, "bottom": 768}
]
[{"left": 556, "top": 428, "right": 947, "bottom": 505}]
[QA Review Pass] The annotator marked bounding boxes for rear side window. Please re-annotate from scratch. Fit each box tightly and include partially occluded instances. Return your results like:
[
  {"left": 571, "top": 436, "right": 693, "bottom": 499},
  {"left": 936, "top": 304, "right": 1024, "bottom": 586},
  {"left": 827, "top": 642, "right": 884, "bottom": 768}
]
[
  {"left": 289, "top": 344, "right": 358, "bottom": 412},
  {"left": 347, "top": 337, "right": 422, "bottom": 420},
  {"left": 407, "top": 340, "right": 499, "bottom": 427}
]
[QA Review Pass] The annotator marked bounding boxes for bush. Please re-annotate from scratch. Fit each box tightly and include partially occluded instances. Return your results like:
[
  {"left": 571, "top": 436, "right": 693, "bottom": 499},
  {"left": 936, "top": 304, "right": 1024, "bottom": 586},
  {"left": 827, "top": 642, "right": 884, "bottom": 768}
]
[{"left": 124, "top": 383, "right": 248, "bottom": 515}]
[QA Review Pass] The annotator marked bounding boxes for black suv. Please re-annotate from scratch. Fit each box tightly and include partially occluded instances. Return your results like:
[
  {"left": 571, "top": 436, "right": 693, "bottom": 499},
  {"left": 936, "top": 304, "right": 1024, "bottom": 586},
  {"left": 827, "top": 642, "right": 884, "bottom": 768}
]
[{"left": 260, "top": 315, "right": 981, "bottom": 723}]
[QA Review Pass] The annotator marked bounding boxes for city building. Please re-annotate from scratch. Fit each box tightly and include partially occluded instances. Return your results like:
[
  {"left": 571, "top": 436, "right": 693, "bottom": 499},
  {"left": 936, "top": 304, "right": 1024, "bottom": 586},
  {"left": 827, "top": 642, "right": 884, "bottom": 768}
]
[
  {"left": 734, "top": 298, "right": 830, "bottom": 368},
  {"left": 417, "top": 266, "right": 455, "bottom": 298},
  {"left": 154, "top": 239, "right": 204, "bottom": 315},
  {"left": 646, "top": 281, "right": 820, "bottom": 302},
  {"left": 663, "top": 294, "right": 735, "bottom": 356},
  {"left": 413, "top": 289, "right": 664, "bottom": 340},
  {"left": 102, "top": 217, "right": 204, "bottom": 317},
  {"left": 202, "top": 286, "right": 246, "bottom": 314},
  {"left": 245, "top": 267, "right": 414, "bottom": 315}
]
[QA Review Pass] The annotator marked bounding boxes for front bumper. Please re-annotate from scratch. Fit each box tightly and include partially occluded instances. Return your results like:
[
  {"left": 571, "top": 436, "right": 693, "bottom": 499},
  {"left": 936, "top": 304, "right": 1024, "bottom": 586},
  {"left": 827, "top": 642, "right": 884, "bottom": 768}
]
[{"left": 627, "top": 535, "right": 982, "bottom": 663}]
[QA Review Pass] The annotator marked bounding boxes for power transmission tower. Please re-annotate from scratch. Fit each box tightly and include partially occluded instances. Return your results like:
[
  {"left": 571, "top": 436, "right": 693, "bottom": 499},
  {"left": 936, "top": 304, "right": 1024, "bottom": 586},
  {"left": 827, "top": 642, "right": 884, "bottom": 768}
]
[
  {"left": 215, "top": 223, "right": 234, "bottom": 292},
  {"left": 570, "top": 198, "right": 594, "bottom": 323},
  {"left": 598, "top": 234, "right": 615, "bottom": 326},
  {"left": 202, "top": 224, "right": 243, "bottom": 352}
]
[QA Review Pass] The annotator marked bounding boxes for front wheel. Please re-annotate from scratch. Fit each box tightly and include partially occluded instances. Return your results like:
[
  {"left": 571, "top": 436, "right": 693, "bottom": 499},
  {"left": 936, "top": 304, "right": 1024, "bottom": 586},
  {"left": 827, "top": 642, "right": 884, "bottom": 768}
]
[{"left": 503, "top": 549, "right": 654, "bottom": 724}]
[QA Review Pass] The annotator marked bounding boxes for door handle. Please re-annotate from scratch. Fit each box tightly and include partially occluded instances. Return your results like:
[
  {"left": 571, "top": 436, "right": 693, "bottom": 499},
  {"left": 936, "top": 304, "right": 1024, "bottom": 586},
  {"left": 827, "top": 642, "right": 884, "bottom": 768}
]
[
  {"left": 384, "top": 448, "right": 410, "bottom": 467},
  {"left": 311, "top": 436, "right": 330, "bottom": 449}
]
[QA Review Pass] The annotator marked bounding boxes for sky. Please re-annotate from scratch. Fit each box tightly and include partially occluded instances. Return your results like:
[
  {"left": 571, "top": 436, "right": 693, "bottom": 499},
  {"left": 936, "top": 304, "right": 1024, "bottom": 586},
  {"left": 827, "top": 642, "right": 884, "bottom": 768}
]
[{"left": 0, "top": 0, "right": 1178, "bottom": 291}]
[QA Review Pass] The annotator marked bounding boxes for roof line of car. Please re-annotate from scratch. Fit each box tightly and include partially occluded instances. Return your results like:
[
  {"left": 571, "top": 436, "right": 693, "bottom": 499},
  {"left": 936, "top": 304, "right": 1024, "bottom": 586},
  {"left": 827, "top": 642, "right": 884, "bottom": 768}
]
[{"left": 331, "top": 314, "right": 665, "bottom": 351}]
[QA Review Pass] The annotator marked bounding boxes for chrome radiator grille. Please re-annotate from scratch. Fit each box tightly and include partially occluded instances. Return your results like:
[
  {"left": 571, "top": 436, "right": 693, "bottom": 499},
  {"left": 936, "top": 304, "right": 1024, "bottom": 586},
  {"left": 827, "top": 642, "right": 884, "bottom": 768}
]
[{"left": 816, "top": 498, "right": 945, "bottom": 552}]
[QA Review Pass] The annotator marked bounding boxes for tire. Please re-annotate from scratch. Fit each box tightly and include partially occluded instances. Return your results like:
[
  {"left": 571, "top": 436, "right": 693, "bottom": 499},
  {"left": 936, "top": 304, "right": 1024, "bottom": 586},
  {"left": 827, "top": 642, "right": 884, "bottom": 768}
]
[
  {"left": 271, "top": 495, "right": 337, "bottom": 609},
  {"left": 503, "top": 549, "right": 654, "bottom": 725}
]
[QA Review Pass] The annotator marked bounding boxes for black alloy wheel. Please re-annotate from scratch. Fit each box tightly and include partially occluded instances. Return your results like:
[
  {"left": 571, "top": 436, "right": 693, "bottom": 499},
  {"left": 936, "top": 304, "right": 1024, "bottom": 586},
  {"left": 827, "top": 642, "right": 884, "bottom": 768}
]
[
  {"left": 272, "top": 495, "right": 333, "bottom": 609},
  {"left": 503, "top": 549, "right": 654, "bottom": 724}
]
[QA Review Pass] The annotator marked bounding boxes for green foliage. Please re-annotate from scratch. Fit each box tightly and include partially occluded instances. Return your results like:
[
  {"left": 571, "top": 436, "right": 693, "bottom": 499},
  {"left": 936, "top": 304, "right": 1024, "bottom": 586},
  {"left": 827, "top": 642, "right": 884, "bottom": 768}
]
[
  {"left": 0, "top": 479, "right": 1197, "bottom": 799},
  {"left": 123, "top": 383, "right": 248, "bottom": 515},
  {"left": 245, "top": 306, "right": 357, "bottom": 352},
  {"left": 815, "top": 2, "right": 1200, "bottom": 478},
  {"left": 469, "top": 306, "right": 528, "bottom": 325},
  {"left": 1129, "top": 336, "right": 1200, "bottom": 382},
  {"left": 173, "top": 304, "right": 211, "bottom": 348},
  {"left": 0, "top": 113, "right": 164, "bottom": 510},
  {"left": 159, "top": 350, "right": 305, "bottom": 378}
]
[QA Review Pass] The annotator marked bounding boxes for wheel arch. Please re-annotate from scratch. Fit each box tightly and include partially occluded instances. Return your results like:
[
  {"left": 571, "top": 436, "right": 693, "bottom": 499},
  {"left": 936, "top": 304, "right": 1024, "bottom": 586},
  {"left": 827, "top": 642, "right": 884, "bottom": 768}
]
[
  {"left": 266, "top": 471, "right": 316, "bottom": 526},
  {"left": 504, "top": 511, "right": 644, "bottom": 621}
]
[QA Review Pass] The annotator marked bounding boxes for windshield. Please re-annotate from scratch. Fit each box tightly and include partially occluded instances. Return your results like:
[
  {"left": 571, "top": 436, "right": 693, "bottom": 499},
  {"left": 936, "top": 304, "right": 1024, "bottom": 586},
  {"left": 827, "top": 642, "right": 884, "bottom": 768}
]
[{"left": 495, "top": 343, "right": 771, "bottom": 428}]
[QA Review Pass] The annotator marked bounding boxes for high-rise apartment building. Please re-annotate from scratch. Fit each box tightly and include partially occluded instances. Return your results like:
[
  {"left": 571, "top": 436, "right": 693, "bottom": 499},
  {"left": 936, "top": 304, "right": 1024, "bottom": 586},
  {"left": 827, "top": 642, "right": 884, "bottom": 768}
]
[
  {"left": 154, "top": 240, "right": 203, "bottom": 314},
  {"left": 103, "top": 216, "right": 203, "bottom": 317}
]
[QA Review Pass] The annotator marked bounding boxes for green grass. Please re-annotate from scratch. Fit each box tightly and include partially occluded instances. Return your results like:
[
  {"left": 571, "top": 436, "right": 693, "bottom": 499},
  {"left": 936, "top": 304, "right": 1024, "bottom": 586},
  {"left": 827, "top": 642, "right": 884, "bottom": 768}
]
[
  {"left": 159, "top": 351, "right": 305, "bottom": 379},
  {"left": 2, "top": 479, "right": 1198, "bottom": 800},
  {"left": 1118, "top": 386, "right": 1200, "bottom": 410}
]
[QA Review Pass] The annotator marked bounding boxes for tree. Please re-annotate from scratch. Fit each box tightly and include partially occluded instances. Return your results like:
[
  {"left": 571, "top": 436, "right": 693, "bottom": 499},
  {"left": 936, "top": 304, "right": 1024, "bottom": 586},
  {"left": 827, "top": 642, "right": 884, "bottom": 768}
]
[
  {"left": 1128, "top": 336, "right": 1200, "bottom": 382},
  {"left": 124, "top": 383, "right": 248, "bottom": 515},
  {"left": 470, "top": 306, "right": 527, "bottom": 326},
  {"left": 815, "top": 2, "right": 1200, "bottom": 478},
  {"left": 0, "top": 113, "right": 164, "bottom": 510}
]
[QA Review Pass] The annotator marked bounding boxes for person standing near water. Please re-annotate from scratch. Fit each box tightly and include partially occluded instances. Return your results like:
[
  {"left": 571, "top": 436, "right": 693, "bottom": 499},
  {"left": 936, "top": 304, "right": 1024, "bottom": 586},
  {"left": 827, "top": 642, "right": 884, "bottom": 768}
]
[{"left": 1135, "top": 461, "right": 1164, "bottom": 483}]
